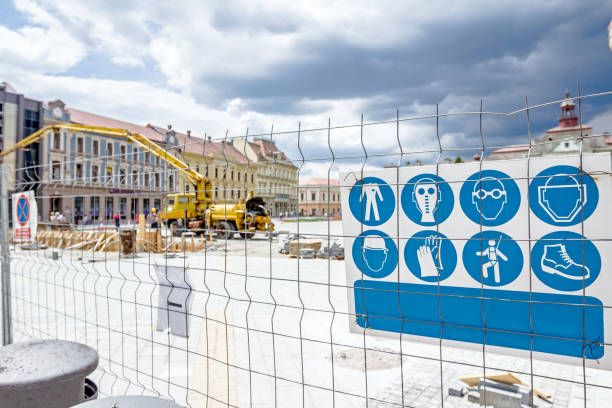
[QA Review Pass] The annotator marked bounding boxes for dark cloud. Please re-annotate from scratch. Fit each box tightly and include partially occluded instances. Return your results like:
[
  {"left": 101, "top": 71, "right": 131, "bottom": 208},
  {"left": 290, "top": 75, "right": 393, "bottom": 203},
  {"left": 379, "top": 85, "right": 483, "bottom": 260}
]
[{"left": 198, "top": 1, "right": 612, "bottom": 161}]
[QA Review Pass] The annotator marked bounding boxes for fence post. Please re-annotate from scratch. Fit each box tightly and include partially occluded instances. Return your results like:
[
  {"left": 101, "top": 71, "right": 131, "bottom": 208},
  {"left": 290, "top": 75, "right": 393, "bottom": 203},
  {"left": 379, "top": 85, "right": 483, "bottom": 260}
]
[{"left": 1, "top": 161, "right": 12, "bottom": 345}]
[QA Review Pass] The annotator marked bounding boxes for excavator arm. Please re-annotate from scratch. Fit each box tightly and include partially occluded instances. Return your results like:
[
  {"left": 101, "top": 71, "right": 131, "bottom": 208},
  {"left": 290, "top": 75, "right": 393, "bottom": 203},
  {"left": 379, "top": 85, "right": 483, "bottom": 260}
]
[{"left": 0, "top": 123, "right": 213, "bottom": 206}]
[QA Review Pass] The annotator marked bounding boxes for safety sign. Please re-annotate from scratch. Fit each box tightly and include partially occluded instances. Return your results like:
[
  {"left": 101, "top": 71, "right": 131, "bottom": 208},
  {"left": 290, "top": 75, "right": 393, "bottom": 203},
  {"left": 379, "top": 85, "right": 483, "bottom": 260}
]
[
  {"left": 12, "top": 190, "right": 37, "bottom": 243},
  {"left": 341, "top": 153, "right": 611, "bottom": 370}
]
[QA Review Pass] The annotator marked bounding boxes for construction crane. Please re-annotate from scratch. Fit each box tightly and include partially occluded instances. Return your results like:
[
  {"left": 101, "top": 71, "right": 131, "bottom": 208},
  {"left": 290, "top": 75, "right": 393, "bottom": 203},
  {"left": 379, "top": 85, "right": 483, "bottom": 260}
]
[{"left": 0, "top": 123, "right": 274, "bottom": 239}]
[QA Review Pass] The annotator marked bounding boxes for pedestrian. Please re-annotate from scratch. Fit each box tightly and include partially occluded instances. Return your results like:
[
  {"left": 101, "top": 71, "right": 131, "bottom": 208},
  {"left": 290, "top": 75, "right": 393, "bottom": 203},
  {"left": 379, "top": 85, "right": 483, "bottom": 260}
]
[
  {"left": 114, "top": 213, "right": 120, "bottom": 230},
  {"left": 149, "top": 208, "right": 159, "bottom": 229}
]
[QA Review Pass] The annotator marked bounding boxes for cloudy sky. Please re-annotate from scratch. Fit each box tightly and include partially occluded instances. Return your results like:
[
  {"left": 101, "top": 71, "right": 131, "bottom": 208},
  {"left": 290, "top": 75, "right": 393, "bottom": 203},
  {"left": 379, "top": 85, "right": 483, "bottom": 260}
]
[{"left": 1, "top": 0, "right": 611, "bottom": 175}]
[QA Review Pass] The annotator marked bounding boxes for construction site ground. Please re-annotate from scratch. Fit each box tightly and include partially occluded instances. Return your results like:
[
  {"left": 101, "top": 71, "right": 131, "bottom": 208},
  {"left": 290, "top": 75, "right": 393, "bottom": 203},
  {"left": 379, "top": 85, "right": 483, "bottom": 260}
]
[{"left": 6, "top": 219, "right": 612, "bottom": 407}]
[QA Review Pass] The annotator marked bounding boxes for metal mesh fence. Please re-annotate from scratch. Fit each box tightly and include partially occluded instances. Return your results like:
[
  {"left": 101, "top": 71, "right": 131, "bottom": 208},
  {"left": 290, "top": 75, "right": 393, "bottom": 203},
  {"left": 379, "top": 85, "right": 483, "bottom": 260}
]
[{"left": 1, "top": 89, "right": 612, "bottom": 407}]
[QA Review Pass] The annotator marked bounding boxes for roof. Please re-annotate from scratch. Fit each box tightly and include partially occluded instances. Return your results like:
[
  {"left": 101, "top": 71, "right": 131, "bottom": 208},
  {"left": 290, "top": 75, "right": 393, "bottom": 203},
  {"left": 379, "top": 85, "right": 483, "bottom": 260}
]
[
  {"left": 68, "top": 108, "right": 163, "bottom": 142},
  {"left": 249, "top": 139, "right": 292, "bottom": 163},
  {"left": 300, "top": 177, "right": 340, "bottom": 186},
  {"left": 546, "top": 124, "right": 592, "bottom": 134},
  {"left": 490, "top": 144, "right": 530, "bottom": 154},
  {"left": 147, "top": 124, "right": 249, "bottom": 164},
  {"left": 0, "top": 81, "right": 17, "bottom": 93}
]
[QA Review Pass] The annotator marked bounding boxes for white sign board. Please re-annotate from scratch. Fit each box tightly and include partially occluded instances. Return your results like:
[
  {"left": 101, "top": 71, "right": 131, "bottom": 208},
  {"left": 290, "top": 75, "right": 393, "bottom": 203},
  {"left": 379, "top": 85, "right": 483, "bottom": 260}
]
[
  {"left": 12, "top": 190, "right": 37, "bottom": 242},
  {"left": 340, "top": 153, "right": 611, "bottom": 370}
]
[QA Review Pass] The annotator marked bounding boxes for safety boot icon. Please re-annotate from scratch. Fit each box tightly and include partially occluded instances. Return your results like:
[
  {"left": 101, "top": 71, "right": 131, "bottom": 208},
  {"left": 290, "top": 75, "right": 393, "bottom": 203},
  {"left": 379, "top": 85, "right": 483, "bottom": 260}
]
[{"left": 541, "top": 243, "right": 590, "bottom": 280}]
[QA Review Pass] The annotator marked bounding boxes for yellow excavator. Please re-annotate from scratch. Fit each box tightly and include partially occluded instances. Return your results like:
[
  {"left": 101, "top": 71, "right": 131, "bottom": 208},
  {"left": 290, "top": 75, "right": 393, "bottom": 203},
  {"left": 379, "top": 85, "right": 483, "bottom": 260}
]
[{"left": 0, "top": 123, "right": 274, "bottom": 239}]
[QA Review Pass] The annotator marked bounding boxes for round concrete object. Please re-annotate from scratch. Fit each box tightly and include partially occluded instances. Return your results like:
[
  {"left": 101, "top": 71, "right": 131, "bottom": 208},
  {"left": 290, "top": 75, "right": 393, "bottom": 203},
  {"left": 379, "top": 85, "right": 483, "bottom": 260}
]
[
  {"left": 72, "top": 395, "right": 184, "bottom": 407},
  {"left": 0, "top": 340, "right": 99, "bottom": 408}
]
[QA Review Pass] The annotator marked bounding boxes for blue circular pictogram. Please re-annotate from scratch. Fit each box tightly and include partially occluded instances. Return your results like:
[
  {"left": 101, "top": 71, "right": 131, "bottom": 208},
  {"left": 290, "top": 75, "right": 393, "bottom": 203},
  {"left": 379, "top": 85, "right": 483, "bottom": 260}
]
[
  {"left": 462, "top": 230, "right": 523, "bottom": 287},
  {"left": 348, "top": 177, "right": 395, "bottom": 226},
  {"left": 404, "top": 230, "right": 457, "bottom": 282},
  {"left": 352, "top": 230, "right": 398, "bottom": 279},
  {"left": 529, "top": 165, "right": 598, "bottom": 226},
  {"left": 531, "top": 231, "right": 601, "bottom": 292},
  {"left": 401, "top": 174, "right": 454, "bottom": 226},
  {"left": 460, "top": 169, "right": 520, "bottom": 226},
  {"left": 16, "top": 195, "right": 29, "bottom": 226}
]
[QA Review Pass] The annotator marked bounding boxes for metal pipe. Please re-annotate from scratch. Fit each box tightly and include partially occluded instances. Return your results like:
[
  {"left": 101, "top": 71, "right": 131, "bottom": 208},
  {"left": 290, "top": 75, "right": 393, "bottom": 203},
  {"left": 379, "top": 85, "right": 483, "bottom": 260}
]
[{"left": 1, "top": 161, "right": 12, "bottom": 345}]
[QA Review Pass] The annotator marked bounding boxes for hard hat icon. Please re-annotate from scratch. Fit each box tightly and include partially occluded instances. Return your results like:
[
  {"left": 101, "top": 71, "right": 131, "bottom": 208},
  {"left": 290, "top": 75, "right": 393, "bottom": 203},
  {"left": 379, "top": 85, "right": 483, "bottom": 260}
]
[
  {"left": 538, "top": 174, "right": 586, "bottom": 223},
  {"left": 362, "top": 235, "right": 389, "bottom": 272}
]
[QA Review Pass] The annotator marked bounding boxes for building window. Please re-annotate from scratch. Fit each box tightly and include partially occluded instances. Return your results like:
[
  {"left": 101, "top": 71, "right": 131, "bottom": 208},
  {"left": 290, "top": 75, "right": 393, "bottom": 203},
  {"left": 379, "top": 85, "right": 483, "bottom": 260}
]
[
  {"left": 231, "top": 170, "right": 234, "bottom": 180},
  {"left": 92, "top": 165, "right": 99, "bottom": 183},
  {"left": 24, "top": 109, "right": 39, "bottom": 136},
  {"left": 154, "top": 173, "right": 160, "bottom": 189},
  {"left": 105, "top": 197, "right": 113, "bottom": 220},
  {"left": 90, "top": 196, "right": 100, "bottom": 219},
  {"left": 237, "top": 172, "right": 241, "bottom": 182},
  {"left": 132, "top": 170, "right": 138, "bottom": 186},
  {"left": 92, "top": 140, "right": 99, "bottom": 155},
  {"left": 322, "top": 193, "right": 326, "bottom": 201},
  {"left": 76, "top": 163, "right": 83, "bottom": 181},
  {"left": 300, "top": 192, "right": 304, "bottom": 201},
  {"left": 251, "top": 174, "right": 254, "bottom": 183},
  {"left": 311, "top": 193, "right": 316, "bottom": 201},
  {"left": 77, "top": 137, "right": 83, "bottom": 153},
  {"left": 120, "top": 145, "right": 126, "bottom": 160},
  {"left": 120, "top": 168, "right": 126, "bottom": 185},
  {"left": 133, "top": 147, "right": 138, "bottom": 161},
  {"left": 52, "top": 161, "right": 61, "bottom": 180},
  {"left": 120, "top": 197, "right": 127, "bottom": 218},
  {"left": 106, "top": 167, "right": 113, "bottom": 185},
  {"left": 145, "top": 152, "right": 150, "bottom": 163},
  {"left": 168, "top": 174, "right": 174, "bottom": 192},
  {"left": 53, "top": 132, "right": 61, "bottom": 150},
  {"left": 215, "top": 188, "right": 218, "bottom": 199},
  {"left": 215, "top": 168, "right": 218, "bottom": 178},
  {"left": 144, "top": 173, "right": 150, "bottom": 187},
  {"left": 107, "top": 143, "right": 113, "bottom": 156}
]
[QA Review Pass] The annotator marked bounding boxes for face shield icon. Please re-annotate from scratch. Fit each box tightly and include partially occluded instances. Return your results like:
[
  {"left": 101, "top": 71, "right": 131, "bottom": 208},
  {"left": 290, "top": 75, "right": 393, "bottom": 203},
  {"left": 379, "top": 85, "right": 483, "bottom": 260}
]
[
  {"left": 412, "top": 178, "right": 441, "bottom": 223},
  {"left": 471, "top": 177, "right": 507, "bottom": 221},
  {"left": 362, "top": 235, "right": 389, "bottom": 272},
  {"left": 538, "top": 174, "right": 586, "bottom": 223}
]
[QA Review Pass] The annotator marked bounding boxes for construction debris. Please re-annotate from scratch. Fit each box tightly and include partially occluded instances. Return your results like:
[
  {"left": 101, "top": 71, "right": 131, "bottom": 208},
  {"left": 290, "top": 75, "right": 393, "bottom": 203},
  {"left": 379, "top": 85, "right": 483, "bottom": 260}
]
[
  {"left": 452, "top": 372, "right": 551, "bottom": 407},
  {"left": 317, "top": 241, "right": 345, "bottom": 260},
  {"left": 289, "top": 239, "right": 322, "bottom": 257}
]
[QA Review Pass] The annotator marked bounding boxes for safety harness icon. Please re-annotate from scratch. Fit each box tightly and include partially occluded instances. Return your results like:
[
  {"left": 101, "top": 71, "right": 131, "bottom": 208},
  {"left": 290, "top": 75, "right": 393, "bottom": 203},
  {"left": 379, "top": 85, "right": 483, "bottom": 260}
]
[
  {"left": 472, "top": 177, "right": 507, "bottom": 221},
  {"left": 412, "top": 178, "right": 440, "bottom": 223},
  {"left": 475, "top": 238, "right": 508, "bottom": 284},
  {"left": 541, "top": 243, "right": 590, "bottom": 280},
  {"left": 538, "top": 174, "right": 586, "bottom": 223}
]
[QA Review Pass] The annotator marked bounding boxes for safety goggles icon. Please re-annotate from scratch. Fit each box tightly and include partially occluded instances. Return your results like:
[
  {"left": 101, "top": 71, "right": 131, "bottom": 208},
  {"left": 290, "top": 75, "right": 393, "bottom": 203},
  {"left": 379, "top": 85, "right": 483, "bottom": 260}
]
[{"left": 472, "top": 188, "right": 506, "bottom": 200}]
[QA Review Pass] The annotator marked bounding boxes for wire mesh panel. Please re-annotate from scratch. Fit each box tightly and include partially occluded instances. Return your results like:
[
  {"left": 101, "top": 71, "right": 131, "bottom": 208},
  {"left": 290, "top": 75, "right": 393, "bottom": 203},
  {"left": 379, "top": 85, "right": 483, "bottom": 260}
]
[{"left": 2, "top": 89, "right": 612, "bottom": 408}]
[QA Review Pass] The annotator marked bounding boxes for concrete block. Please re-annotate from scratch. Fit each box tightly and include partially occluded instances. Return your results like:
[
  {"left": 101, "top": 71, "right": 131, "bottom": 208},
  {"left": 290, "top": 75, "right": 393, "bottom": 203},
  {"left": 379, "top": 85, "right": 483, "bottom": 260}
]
[
  {"left": 448, "top": 386, "right": 465, "bottom": 397},
  {"left": 479, "top": 387, "right": 523, "bottom": 408},
  {"left": 467, "top": 390, "right": 480, "bottom": 403}
]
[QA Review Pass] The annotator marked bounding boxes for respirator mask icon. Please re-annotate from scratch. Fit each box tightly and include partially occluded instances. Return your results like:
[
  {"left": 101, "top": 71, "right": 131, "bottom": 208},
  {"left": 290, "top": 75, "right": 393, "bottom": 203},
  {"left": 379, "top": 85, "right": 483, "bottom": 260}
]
[
  {"left": 538, "top": 174, "right": 586, "bottom": 223},
  {"left": 412, "top": 178, "right": 440, "bottom": 223},
  {"left": 471, "top": 177, "right": 507, "bottom": 221},
  {"left": 362, "top": 235, "right": 389, "bottom": 272}
]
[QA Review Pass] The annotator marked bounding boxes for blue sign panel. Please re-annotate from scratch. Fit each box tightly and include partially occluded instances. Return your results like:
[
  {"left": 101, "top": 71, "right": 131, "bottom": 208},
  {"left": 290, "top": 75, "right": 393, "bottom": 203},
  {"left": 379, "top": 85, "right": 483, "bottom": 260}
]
[
  {"left": 354, "top": 280, "right": 604, "bottom": 360},
  {"left": 341, "top": 154, "right": 610, "bottom": 369}
]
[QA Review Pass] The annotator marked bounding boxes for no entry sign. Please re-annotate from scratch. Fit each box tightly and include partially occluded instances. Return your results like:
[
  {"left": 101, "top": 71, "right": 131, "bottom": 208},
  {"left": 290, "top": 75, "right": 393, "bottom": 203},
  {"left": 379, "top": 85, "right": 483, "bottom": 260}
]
[
  {"left": 340, "top": 153, "right": 611, "bottom": 370},
  {"left": 13, "top": 190, "right": 37, "bottom": 242}
]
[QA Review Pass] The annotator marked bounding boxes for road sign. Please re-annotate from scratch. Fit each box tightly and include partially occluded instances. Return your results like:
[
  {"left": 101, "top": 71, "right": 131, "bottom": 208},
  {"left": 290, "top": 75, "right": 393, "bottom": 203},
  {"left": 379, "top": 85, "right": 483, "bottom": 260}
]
[
  {"left": 12, "top": 190, "right": 37, "bottom": 242},
  {"left": 341, "top": 153, "right": 611, "bottom": 370}
]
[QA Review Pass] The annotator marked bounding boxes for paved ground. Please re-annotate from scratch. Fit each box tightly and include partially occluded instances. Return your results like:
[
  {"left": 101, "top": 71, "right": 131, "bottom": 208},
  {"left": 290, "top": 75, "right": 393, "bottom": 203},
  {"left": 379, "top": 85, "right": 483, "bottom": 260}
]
[{"left": 4, "top": 219, "right": 612, "bottom": 407}]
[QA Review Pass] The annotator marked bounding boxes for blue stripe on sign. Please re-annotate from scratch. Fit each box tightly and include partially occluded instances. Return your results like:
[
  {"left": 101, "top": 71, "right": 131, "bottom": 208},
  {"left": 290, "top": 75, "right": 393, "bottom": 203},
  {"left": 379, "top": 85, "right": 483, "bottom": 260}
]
[{"left": 354, "top": 280, "right": 604, "bottom": 359}]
